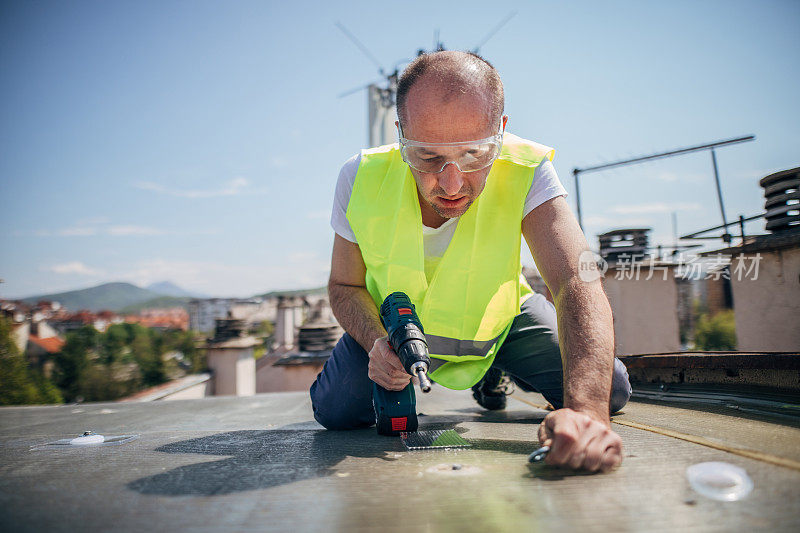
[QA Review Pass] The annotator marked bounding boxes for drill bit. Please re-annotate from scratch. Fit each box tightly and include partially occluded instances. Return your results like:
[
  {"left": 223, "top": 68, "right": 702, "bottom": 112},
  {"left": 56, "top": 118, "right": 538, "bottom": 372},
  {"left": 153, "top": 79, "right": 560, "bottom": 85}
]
[
  {"left": 411, "top": 361, "right": 432, "bottom": 392},
  {"left": 416, "top": 369, "right": 432, "bottom": 392}
]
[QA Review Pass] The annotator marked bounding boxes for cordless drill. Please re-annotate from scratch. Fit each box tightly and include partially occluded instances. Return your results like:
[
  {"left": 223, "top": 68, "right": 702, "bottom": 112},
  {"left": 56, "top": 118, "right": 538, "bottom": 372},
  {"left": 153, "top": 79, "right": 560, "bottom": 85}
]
[{"left": 373, "top": 292, "right": 433, "bottom": 436}]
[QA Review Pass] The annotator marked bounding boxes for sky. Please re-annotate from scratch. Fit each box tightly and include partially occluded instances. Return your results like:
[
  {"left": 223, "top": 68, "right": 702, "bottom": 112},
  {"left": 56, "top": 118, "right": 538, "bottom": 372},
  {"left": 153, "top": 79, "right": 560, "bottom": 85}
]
[{"left": 1, "top": 0, "right": 798, "bottom": 299}]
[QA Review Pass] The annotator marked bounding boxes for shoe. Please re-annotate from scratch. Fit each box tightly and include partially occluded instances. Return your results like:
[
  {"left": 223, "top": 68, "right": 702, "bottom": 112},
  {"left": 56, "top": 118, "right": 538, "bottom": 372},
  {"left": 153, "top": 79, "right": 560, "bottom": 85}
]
[{"left": 472, "top": 367, "right": 513, "bottom": 410}]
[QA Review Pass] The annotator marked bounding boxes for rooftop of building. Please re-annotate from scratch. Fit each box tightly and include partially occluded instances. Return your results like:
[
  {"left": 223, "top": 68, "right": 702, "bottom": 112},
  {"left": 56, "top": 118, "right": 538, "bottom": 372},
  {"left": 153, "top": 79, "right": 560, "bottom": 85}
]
[
  {"left": 26, "top": 334, "right": 65, "bottom": 353},
  {"left": 2, "top": 385, "right": 798, "bottom": 531}
]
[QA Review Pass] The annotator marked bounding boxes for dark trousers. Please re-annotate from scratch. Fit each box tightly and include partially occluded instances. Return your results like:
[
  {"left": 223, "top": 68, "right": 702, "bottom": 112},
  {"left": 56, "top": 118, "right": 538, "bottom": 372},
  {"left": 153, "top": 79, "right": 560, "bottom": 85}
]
[{"left": 309, "top": 293, "right": 632, "bottom": 430}]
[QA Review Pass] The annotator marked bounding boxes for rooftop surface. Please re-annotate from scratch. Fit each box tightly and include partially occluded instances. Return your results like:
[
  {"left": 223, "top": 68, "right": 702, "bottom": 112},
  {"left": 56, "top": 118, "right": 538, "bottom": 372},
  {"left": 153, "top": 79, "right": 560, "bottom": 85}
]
[{"left": 1, "top": 387, "right": 799, "bottom": 532}]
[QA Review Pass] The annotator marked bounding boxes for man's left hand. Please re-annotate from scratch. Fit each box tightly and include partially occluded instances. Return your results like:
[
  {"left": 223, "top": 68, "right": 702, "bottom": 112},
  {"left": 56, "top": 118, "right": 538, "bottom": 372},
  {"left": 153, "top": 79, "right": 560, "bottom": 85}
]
[{"left": 537, "top": 408, "right": 623, "bottom": 472}]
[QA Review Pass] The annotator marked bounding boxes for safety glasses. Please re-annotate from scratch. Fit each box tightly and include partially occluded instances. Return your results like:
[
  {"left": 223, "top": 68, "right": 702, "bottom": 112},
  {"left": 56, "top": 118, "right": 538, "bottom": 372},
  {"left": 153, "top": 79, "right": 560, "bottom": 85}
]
[{"left": 398, "top": 124, "right": 504, "bottom": 174}]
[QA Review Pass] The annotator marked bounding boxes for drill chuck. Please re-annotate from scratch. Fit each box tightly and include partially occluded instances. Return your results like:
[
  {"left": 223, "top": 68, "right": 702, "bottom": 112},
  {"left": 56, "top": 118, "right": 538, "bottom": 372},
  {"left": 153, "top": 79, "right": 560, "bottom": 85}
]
[{"left": 411, "top": 361, "right": 432, "bottom": 392}]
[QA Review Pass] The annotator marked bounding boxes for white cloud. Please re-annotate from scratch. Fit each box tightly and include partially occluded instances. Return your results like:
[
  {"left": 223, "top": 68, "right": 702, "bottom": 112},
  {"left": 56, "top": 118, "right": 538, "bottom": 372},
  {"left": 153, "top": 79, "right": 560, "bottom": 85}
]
[
  {"left": 115, "top": 258, "right": 329, "bottom": 297},
  {"left": 44, "top": 262, "right": 104, "bottom": 276},
  {"left": 106, "top": 225, "right": 165, "bottom": 236},
  {"left": 608, "top": 202, "right": 702, "bottom": 215},
  {"left": 135, "top": 177, "right": 263, "bottom": 198},
  {"left": 29, "top": 221, "right": 219, "bottom": 238},
  {"left": 58, "top": 227, "right": 99, "bottom": 236}
]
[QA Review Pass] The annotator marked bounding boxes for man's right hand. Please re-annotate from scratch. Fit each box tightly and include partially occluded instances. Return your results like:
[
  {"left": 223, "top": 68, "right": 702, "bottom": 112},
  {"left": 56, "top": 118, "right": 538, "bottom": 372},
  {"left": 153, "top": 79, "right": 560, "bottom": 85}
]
[
  {"left": 538, "top": 408, "right": 623, "bottom": 472},
  {"left": 368, "top": 336, "right": 412, "bottom": 390}
]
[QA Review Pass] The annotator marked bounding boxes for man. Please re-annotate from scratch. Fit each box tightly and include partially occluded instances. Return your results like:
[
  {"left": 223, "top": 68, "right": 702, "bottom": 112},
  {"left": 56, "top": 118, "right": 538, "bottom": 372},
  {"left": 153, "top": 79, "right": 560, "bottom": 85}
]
[{"left": 311, "top": 51, "right": 631, "bottom": 472}]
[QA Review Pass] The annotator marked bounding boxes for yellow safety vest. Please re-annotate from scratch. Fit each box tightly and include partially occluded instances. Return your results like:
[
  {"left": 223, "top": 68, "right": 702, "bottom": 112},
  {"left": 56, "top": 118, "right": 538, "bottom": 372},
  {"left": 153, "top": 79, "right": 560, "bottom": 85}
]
[{"left": 346, "top": 132, "right": 555, "bottom": 389}]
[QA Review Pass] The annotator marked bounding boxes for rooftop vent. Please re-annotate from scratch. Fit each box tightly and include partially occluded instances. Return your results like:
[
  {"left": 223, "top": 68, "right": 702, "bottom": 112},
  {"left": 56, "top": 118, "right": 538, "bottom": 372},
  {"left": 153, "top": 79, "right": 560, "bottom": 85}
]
[
  {"left": 297, "top": 323, "right": 342, "bottom": 352},
  {"left": 598, "top": 228, "right": 650, "bottom": 264},
  {"left": 211, "top": 318, "right": 248, "bottom": 341},
  {"left": 297, "top": 298, "right": 342, "bottom": 352},
  {"left": 760, "top": 167, "right": 800, "bottom": 233}
]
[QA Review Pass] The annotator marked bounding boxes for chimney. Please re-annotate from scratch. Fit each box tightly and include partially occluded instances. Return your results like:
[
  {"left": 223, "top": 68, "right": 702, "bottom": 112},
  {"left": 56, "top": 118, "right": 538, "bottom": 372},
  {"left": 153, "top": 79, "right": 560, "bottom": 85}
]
[
  {"left": 598, "top": 228, "right": 651, "bottom": 264},
  {"left": 274, "top": 296, "right": 304, "bottom": 351},
  {"left": 205, "top": 318, "right": 257, "bottom": 396},
  {"left": 296, "top": 297, "right": 343, "bottom": 353},
  {"left": 760, "top": 167, "right": 800, "bottom": 234}
]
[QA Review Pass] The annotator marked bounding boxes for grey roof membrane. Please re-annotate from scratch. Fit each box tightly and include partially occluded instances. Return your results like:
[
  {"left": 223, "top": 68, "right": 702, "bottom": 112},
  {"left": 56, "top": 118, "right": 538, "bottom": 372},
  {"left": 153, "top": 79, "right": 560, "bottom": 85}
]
[{"left": 1, "top": 388, "right": 799, "bottom": 532}]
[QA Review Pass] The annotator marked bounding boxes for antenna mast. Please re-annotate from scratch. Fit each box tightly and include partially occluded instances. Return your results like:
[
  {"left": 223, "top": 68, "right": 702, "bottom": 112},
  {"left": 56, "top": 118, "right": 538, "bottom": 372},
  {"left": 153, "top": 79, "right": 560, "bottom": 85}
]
[{"left": 337, "top": 14, "right": 518, "bottom": 147}]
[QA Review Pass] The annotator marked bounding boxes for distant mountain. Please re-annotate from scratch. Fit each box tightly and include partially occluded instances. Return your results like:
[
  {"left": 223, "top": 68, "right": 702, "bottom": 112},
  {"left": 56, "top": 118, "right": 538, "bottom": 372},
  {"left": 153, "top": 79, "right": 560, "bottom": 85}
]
[
  {"left": 119, "top": 296, "right": 192, "bottom": 314},
  {"left": 19, "top": 281, "right": 326, "bottom": 313},
  {"left": 146, "top": 281, "right": 204, "bottom": 298},
  {"left": 20, "top": 282, "right": 162, "bottom": 312}
]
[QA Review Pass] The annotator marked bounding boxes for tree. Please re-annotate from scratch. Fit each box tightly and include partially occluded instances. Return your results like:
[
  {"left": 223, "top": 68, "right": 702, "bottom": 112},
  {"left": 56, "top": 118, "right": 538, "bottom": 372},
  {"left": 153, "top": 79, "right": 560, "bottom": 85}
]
[
  {"left": 79, "top": 363, "right": 137, "bottom": 402},
  {"left": 53, "top": 325, "right": 97, "bottom": 401},
  {"left": 31, "top": 321, "right": 200, "bottom": 403},
  {"left": 129, "top": 326, "right": 166, "bottom": 386},
  {"left": 30, "top": 369, "right": 63, "bottom": 403},
  {"left": 0, "top": 317, "right": 63, "bottom": 405},
  {"left": 162, "top": 329, "right": 205, "bottom": 373},
  {"left": 99, "top": 324, "right": 127, "bottom": 365},
  {"left": 694, "top": 310, "right": 737, "bottom": 351}
]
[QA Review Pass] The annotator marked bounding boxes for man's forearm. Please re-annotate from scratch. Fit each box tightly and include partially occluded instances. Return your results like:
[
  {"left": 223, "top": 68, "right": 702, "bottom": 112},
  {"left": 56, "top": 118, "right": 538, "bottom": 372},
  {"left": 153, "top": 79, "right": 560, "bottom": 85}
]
[
  {"left": 328, "top": 282, "right": 387, "bottom": 353},
  {"left": 554, "top": 277, "right": 615, "bottom": 423}
]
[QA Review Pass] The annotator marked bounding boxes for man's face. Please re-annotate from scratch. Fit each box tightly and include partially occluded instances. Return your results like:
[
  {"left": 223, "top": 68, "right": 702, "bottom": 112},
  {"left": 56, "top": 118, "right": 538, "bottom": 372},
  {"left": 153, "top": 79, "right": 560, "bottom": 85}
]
[{"left": 400, "top": 81, "right": 502, "bottom": 223}]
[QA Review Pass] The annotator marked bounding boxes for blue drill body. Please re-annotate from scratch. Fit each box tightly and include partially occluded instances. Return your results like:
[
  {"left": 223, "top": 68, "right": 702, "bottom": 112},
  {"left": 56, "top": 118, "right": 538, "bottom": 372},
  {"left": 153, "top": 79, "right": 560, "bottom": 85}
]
[{"left": 373, "top": 292, "right": 432, "bottom": 436}]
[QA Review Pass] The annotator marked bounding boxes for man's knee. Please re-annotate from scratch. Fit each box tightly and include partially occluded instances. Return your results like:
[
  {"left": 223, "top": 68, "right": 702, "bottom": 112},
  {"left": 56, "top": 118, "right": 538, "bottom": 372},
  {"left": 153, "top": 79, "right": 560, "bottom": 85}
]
[
  {"left": 610, "top": 358, "right": 632, "bottom": 413},
  {"left": 503, "top": 296, "right": 631, "bottom": 414},
  {"left": 310, "top": 379, "right": 374, "bottom": 430},
  {"left": 309, "top": 333, "right": 376, "bottom": 430},
  {"left": 509, "top": 357, "right": 631, "bottom": 414}
]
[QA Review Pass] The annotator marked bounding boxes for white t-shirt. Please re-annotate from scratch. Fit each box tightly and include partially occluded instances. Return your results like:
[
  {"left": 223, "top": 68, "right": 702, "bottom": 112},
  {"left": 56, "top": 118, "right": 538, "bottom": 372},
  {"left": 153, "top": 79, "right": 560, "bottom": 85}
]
[{"left": 331, "top": 152, "right": 567, "bottom": 280}]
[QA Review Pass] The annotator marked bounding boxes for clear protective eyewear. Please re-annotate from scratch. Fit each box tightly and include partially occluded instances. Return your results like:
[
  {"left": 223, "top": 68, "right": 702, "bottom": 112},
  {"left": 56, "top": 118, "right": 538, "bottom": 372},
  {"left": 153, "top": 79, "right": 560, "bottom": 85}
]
[{"left": 398, "top": 123, "right": 505, "bottom": 174}]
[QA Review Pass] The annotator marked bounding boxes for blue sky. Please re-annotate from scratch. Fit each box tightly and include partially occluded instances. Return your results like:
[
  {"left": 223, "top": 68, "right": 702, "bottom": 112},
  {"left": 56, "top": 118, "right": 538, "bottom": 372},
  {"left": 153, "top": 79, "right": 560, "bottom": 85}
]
[{"left": 1, "top": 0, "right": 798, "bottom": 298}]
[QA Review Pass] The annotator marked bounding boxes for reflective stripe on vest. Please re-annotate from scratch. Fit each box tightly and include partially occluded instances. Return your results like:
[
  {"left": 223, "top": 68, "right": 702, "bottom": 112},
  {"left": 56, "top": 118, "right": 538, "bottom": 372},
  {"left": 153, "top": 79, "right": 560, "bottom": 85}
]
[
  {"left": 346, "top": 132, "right": 554, "bottom": 389},
  {"left": 426, "top": 332, "right": 503, "bottom": 358}
]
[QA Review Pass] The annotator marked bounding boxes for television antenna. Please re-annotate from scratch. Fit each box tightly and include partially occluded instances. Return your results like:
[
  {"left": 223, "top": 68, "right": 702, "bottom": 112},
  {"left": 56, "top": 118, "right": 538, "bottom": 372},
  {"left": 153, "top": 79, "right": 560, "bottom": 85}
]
[
  {"left": 573, "top": 135, "right": 755, "bottom": 243},
  {"left": 336, "top": 12, "right": 517, "bottom": 147}
]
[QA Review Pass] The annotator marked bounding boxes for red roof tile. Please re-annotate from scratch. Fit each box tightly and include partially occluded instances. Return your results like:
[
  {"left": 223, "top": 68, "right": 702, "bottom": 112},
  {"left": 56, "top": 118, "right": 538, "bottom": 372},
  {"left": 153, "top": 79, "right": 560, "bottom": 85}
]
[{"left": 28, "top": 335, "right": 65, "bottom": 354}]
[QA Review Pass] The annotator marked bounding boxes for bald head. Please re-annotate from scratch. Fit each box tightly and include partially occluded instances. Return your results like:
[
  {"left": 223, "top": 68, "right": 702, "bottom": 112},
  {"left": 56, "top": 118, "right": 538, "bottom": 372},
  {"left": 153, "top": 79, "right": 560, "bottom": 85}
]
[{"left": 396, "top": 51, "right": 504, "bottom": 132}]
